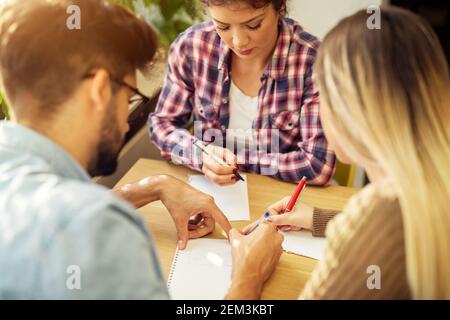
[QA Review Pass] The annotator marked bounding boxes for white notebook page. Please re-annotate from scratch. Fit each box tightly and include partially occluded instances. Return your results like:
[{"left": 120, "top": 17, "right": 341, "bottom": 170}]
[
  {"left": 167, "top": 238, "right": 232, "bottom": 300},
  {"left": 188, "top": 175, "right": 250, "bottom": 221},
  {"left": 281, "top": 230, "right": 327, "bottom": 260}
]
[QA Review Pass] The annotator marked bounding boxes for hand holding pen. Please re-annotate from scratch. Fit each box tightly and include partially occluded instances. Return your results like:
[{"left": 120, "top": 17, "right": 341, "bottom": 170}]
[
  {"left": 243, "top": 177, "right": 309, "bottom": 235},
  {"left": 193, "top": 139, "right": 245, "bottom": 186},
  {"left": 265, "top": 177, "right": 315, "bottom": 232}
]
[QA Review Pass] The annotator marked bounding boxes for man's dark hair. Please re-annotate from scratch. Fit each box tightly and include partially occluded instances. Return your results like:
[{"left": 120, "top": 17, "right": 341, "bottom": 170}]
[{"left": 0, "top": 0, "right": 158, "bottom": 117}]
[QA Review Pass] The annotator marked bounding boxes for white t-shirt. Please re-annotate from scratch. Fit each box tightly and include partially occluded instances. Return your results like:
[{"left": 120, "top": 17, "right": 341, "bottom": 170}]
[{"left": 226, "top": 81, "right": 259, "bottom": 152}]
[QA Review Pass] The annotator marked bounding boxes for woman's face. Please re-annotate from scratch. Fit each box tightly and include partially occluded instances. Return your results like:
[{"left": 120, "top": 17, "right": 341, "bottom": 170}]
[
  {"left": 208, "top": 3, "right": 279, "bottom": 61},
  {"left": 319, "top": 100, "right": 354, "bottom": 165}
]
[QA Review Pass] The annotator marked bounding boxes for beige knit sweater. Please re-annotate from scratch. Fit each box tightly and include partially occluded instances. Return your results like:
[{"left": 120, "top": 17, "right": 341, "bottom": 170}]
[{"left": 300, "top": 179, "right": 411, "bottom": 299}]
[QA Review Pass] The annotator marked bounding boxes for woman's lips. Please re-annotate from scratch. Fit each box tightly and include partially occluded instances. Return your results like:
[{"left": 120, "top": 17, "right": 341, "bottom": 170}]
[{"left": 237, "top": 48, "right": 254, "bottom": 56}]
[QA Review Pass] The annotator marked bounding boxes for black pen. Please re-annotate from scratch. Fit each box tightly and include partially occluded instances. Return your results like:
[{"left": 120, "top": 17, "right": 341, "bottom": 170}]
[{"left": 193, "top": 139, "right": 245, "bottom": 182}]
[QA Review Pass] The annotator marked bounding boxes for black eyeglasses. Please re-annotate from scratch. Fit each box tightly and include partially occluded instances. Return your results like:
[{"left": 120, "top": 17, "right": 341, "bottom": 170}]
[{"left": 82, "top": 73, "right": 151, "bottom": 108}]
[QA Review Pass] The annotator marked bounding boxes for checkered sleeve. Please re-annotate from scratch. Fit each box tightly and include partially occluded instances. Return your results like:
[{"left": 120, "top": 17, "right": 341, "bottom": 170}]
[{"left": 148, "top": 36, "right": 202, "bottom": 171}]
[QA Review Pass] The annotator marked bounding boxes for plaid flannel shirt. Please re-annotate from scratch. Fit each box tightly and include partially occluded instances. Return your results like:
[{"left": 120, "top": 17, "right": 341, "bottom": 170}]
[{"left": 149, "top": 17, "right": 335, "bottom": 185}]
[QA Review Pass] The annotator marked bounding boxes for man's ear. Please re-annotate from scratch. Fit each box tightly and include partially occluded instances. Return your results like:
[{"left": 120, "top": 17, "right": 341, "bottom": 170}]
[{"left": 88, "top": 69, "right": 111, "bottom": 113}]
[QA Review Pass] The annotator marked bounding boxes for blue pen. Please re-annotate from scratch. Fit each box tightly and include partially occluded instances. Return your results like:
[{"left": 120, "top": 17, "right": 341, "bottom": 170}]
[{"left": 245, "top": 211, "right": 271, "bottom": 235}]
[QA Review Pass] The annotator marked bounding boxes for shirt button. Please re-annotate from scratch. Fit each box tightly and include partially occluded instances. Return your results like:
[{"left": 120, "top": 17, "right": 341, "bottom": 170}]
[
  {"left": 199, "top": 108, "right": 204, "bottom": 113},
  {"left": 221, "top": 125, "right": 226, "bottom": 130},
  {"left": 222, "top": 98, "right": 228, "bottom": 104}
]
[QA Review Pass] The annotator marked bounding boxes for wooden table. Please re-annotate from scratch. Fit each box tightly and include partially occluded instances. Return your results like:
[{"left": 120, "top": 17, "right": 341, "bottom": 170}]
[{"left": 115, "top": 159, "right": 359, "bottom": 300}]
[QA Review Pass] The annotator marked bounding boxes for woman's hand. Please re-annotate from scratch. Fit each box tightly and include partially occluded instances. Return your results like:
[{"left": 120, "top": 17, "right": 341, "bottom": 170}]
[
  {"left": 242, "top": 196, "right": 314, "bottom": 233},
  {"left": 267, "top": 196, "right": 314, "bottom": 231},
  {"left": 201, "top": 145, "right": 238, "bottom": 186}
]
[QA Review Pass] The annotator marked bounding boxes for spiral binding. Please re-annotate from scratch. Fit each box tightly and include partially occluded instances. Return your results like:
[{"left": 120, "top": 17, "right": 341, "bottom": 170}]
[{"left": 167, "top": 247, "right": 180, "bottom": 288}]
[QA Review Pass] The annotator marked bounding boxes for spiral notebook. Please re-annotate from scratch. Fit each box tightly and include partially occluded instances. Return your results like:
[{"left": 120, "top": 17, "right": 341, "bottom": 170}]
[{"left": 167, "top": 238, "right": 232, "bottom": 300}]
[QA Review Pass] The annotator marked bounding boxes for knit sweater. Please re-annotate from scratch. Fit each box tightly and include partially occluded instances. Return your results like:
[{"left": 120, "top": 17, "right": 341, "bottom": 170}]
[{"left": 301, "top": 179, "right": 411, "bottom": 299}]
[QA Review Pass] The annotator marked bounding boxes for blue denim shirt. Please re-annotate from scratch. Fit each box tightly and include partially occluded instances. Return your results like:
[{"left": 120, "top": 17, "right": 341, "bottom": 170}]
[{"left": 0, "top": 122, "right": 169, "bottom": 299}]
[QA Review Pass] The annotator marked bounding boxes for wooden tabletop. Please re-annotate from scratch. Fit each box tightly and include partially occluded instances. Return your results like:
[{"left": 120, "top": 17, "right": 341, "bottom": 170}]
[{"left": 115, "top": 158, "right": 359, "bottom": 300}]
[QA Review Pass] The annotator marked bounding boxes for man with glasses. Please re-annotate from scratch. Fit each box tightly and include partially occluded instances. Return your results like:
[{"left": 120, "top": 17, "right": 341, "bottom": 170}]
[{"left": 0, "top": 0, "right": 282, "bottom": 299}]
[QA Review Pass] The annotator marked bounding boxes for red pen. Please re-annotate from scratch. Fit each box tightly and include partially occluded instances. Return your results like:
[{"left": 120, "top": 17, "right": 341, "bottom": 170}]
[{"left": 284, "top": 177, "right": 307, "bottom": 213}]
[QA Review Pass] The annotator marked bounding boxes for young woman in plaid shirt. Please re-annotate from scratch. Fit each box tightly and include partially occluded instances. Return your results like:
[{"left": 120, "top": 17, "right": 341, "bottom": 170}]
[{"left": 149, "top": 0, "right": 336, "bottom": 185}]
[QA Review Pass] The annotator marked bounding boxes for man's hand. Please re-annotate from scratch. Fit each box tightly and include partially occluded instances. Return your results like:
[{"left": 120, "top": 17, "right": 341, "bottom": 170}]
[
  {"left": 113, "top": 175, "right": 232, "bottom": 250},
  {"left": 201, "top": 144, "right": 238, "bottom": 186},
  {"left": 242, "top": 196, "right": 314, "bottom": 233},
  {"left": 225, "top": 223, "right": 283, "bottom": 299},
  {"left": 158, "top": 176, "right": 232, "bottom": 249}
]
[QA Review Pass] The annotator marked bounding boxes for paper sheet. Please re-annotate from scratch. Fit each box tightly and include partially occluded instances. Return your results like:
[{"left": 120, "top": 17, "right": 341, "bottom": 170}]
[
  {"left": 281, "top": 230, "right": 327, "bottom": 260},
  {"left": 167, "top": 239, "right": 232, "bottom": 300},
  {"left": 188, "top": 175, "right": 250, "bottom": 221}
]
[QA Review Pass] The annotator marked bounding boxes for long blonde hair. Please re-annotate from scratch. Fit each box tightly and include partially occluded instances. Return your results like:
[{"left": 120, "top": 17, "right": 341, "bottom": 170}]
[{"left": 316, "top": 6, "right": 450, "bottom": 299}]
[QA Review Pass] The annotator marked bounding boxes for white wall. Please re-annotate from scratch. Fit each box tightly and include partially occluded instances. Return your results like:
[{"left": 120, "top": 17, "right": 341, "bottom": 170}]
[{"left": 288, "top": 0, "right": 384, "bottom": 39}]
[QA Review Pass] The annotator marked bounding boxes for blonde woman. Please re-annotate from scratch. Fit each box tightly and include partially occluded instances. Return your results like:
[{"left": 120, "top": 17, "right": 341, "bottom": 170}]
[{"left": 236, "top": 6, "right": 450, "bottom": 299}]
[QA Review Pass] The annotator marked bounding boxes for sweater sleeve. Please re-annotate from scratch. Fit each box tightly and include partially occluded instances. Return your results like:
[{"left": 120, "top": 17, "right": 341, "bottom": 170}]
[{"left": 312, "top": 208, "right": 340, "bottom": 237}]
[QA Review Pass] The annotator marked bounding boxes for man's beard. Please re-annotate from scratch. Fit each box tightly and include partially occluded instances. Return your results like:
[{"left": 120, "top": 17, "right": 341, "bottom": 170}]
[{"left": 87, "top": 100, "right": 126, "bottom": 177}]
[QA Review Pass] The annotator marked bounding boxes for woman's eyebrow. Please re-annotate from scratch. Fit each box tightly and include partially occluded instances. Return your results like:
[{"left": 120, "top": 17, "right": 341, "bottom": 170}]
[{"left": 213, "top": 12, "right": 265, "bottom": 26}]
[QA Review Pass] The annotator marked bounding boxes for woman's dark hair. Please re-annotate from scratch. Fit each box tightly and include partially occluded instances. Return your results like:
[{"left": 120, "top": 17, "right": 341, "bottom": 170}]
[{"left": 200, "top": 0, "right": 287, "bottom": 16}]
